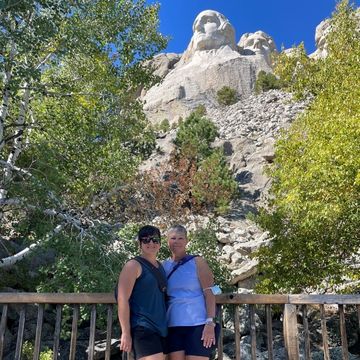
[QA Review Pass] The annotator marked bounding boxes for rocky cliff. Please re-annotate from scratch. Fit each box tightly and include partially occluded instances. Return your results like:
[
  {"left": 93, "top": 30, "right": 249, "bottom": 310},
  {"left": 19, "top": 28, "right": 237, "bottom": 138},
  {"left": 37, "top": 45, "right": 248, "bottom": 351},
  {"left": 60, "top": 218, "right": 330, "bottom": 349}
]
[{"left": 139, "top": 10, "right": 324, "bottom": 289}]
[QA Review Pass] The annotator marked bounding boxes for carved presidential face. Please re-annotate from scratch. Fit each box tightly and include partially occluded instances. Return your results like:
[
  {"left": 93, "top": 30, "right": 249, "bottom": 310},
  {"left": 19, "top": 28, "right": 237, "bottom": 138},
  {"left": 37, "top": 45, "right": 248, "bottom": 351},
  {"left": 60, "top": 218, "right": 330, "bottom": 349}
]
[
  {"left": 238, "top": 31, "right": 276, "bottom": 57},
  {"left": 192, "top": 10, "right": 235, "bottom": 51},
  {"left": 314, "top": 19, "right": 331, "bottom": 51}
]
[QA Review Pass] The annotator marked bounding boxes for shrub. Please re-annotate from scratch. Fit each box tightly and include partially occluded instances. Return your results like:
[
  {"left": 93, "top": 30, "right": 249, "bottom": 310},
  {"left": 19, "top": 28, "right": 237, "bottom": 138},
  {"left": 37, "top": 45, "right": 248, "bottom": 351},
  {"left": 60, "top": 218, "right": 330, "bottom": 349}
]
[
  {"left": 113, "top": 152, "right": 198, "bottom": 222},
  {"left": 22, "top": 342, "right": 53, "bottom": 360},
  {"left": 255, "top": 70, "right": 282, "bottom": 93},
  {"left": 174, "top": 111, "right": 218, "bottom": 160},
  {"left": 159, "top": 118, "right": 170, "bottom": 132},
  {"left": 217, "top": 86, "right": 238, "bottom": 106},
  {"left": 192, "top": 150, "right": 238, "bottom": 214},
  {"left": 192, "top": 104, "right": 207, "bottom": 117}
]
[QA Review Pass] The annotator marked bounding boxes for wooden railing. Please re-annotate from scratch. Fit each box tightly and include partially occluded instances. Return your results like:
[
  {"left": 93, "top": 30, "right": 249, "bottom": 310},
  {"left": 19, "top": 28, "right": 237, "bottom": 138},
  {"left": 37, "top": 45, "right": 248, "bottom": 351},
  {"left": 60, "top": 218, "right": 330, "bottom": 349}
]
[{"left": 1, "top": 293, "right": 360, "bottom": 360}]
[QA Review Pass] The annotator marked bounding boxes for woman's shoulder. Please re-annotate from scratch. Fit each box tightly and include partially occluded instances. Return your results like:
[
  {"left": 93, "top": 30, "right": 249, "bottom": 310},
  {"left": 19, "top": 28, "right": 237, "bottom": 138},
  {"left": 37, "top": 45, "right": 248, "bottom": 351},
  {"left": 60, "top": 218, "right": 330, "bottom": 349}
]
[{"left": 122, "top": 258, "right": 142, "bottom": 274}]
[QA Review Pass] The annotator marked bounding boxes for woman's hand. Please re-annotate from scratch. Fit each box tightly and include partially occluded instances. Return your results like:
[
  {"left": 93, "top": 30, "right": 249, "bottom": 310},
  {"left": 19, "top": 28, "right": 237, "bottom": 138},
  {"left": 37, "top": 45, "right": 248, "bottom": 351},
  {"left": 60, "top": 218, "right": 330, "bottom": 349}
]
[
  {"left": 201, "top": 323, "right": 216, "bottom": 348},
  {"left": 120, "top": 331, "right": 132, "bottom": 353}
]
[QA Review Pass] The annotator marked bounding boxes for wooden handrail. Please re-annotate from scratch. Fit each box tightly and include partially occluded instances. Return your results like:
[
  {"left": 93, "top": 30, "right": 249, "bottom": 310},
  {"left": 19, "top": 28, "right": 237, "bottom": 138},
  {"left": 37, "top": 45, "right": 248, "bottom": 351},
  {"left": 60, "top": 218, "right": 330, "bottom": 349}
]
[
  {"left": 1, "top": 292, "right": 360, "bottom": 304},
  {"left": 0, "top": 293, "right": 115, "bottom": 304}
]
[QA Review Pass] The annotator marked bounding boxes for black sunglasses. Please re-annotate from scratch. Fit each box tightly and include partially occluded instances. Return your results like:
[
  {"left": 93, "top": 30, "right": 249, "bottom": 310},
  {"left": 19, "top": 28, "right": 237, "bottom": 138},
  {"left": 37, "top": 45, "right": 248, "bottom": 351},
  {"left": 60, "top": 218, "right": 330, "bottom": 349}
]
[{"left": 140, "top": 236, "right": 161, "bottom": 244}]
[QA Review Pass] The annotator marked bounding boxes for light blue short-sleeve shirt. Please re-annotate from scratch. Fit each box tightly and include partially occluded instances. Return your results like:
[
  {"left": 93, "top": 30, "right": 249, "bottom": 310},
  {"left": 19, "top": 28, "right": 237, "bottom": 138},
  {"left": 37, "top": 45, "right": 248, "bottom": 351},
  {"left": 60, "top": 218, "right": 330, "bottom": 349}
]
[{"left": 163, "top": 258, "right": 207, "bottom": 327}]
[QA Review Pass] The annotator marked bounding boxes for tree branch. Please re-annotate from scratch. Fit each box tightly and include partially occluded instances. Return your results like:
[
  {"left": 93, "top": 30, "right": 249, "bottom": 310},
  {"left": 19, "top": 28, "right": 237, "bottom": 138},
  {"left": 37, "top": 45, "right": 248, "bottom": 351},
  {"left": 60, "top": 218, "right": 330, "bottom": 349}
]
[{"left": 0, "top": 224, "right": 64, "bottom": 269}]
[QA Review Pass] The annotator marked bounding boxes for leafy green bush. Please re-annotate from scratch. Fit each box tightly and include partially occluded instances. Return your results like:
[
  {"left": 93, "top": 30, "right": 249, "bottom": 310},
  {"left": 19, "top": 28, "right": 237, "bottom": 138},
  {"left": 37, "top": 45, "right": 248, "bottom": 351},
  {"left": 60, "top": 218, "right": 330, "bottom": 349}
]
[
  {"left": 192, "top": 104, "right": 207, "bottom": 117},
  {"left": 273, "top": 43, "right": 319, "bottom": 99},
  {"left": 22, "top": 341, "right": 53, "bottom": 360},
  {"left": 217, "top": 86, "right": 238, "bottom": 106},
  {"left": 158, "top": 118, "right": 170, "bottom": 132},
  {"left": 37, "top": 228, "right": 126, "bottom": 294},
  {"left": 255, "top": 70, "right": 282, "bottom": 93},
  {"left": 192, "top": 150, "right": 238, "bottom": 214},
  {"left": 174, "top": 111, "right": 218, "bottom": 160},
  {"left": 255, "top": 0, "right": 360, "bottom": 293}
]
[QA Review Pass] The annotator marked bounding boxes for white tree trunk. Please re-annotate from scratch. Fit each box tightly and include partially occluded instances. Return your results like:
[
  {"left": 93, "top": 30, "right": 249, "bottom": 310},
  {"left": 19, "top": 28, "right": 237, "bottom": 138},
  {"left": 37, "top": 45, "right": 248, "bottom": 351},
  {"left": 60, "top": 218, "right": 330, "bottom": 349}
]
[
  {"left": 0, "top": 84, "right": 31, "bottom": 207},
  {"left": 0, "top": 224, "right": 64, "bottom": 269},
  {"left": 0, "top": 21, "right": 16, "bottom": 153}
]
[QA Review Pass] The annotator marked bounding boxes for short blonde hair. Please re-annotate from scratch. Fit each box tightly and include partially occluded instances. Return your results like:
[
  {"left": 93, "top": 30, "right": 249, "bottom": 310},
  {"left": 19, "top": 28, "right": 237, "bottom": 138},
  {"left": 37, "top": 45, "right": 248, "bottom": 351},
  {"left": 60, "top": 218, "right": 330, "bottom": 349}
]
[{"left": 167, "top": 224, "right": 187, "bottom": 237}]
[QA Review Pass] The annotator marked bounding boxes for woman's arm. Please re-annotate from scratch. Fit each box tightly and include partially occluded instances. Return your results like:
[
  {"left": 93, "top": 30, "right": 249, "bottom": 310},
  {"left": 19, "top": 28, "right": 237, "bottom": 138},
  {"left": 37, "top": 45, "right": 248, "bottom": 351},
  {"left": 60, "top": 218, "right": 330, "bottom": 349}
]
[
  {"left": 196, "top": 256, "right": 216, "bottom": 318},
  {"left": 195, "top": 256, "right": 216, "bottom": 348},
  {"left": 117, "top": 260, "right": 141, "bottom": 352}
]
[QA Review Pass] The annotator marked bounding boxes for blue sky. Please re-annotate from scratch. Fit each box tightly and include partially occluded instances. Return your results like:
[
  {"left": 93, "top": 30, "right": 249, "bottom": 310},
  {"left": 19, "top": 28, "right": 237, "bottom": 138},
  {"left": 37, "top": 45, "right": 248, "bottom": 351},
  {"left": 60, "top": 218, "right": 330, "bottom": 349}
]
[{"left": 149, "top": 0, "right": 360, "bottom": 55}]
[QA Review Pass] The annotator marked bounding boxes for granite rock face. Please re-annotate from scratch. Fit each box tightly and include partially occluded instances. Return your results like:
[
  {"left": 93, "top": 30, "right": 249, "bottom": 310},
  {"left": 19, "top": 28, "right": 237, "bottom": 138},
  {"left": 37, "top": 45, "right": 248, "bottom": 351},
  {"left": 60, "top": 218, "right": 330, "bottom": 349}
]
[
  {"left": 309, "top": 18, "right": 331, "bottom": 59},
  {"left": 142, "top": 10, "right": 277, "bottom": 125},
  {"left": 145, "top": 89, "right": 310, "bottom": 287},
  {"left": 238, "top": 30, "right": 277, "bottom": 66}
]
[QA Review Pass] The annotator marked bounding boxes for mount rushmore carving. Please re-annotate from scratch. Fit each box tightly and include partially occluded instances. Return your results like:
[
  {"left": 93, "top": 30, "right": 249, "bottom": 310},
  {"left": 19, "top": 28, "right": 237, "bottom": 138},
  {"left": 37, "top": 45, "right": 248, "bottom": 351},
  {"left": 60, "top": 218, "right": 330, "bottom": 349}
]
[
  {"left": 142, "top": 10, "right": 276, "bottom": 124},
  {"left": 141, "top": 8, "right": 352, "bottom": 124}
]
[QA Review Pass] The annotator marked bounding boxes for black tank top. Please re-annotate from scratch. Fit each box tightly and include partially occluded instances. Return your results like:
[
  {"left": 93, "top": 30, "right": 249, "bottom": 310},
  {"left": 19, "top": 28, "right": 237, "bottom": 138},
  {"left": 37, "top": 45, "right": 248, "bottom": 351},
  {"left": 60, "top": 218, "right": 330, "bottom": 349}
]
[{"left": 129, "top": 262, "right": 167, "bottom": 337}]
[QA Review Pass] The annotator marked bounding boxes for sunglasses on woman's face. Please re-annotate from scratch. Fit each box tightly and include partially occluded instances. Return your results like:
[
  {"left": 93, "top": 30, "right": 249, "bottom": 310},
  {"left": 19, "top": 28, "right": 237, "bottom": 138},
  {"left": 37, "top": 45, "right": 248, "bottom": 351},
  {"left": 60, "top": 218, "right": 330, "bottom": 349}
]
[{"left": 140, "top": 236, "right": 161, "bottom": 244}]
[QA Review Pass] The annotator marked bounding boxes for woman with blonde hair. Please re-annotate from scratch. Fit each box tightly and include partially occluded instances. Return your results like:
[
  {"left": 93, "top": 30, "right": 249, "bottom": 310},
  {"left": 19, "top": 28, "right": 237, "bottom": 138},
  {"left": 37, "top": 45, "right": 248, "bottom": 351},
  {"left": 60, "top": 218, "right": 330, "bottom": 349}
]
[{"left": 163, "top": 225, "right": 219, "bottom": 360}]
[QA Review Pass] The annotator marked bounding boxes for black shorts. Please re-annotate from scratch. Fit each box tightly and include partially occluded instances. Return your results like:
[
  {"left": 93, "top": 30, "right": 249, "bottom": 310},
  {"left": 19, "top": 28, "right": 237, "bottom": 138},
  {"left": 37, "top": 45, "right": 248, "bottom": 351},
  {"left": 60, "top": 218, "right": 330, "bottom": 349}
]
[
  {"left": 165, "top": 325, "right": 220, "bottom": 357},
  {"left": 131, "top": 326, "right": 166, "bottom": 360}
]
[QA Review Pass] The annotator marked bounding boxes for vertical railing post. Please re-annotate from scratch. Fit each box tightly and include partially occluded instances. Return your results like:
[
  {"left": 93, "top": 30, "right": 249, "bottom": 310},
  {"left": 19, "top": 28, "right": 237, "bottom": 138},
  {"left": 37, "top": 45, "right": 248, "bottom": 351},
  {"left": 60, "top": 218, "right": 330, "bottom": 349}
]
[
  {"left": 0, "top": 304, "right": 8, "bottom": 360},
  {"left": 249, "top": 304, "right": 256, "bottom": 360},
  {"left": 283, "top": 304, "right": 299, "bottom": 360},
  {"left": 265, "top": 305, "right": 273, "bottom": 360},
  {"left": 217, "top": 305, "right": 223, "bottom": 360}
]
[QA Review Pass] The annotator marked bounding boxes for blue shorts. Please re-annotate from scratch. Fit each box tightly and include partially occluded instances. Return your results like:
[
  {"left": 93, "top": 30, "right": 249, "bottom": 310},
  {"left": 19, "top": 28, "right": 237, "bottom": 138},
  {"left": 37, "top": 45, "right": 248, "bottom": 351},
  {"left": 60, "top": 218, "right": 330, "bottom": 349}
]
[
  {"left": 165, "top": 325, "right": 220, "bottom": 357},
  {"left": 132, "top": 326, "right": 166, "bottom": 360}
]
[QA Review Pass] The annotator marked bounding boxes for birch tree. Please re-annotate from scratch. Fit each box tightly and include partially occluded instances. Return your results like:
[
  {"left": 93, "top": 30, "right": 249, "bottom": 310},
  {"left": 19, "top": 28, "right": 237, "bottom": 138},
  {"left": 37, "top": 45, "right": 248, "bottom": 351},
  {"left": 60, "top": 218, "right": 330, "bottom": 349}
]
[
  {"left": 0, "top": 0, "right": 166, "bottom": 271},
  {"left": 255, "top": 0, "right": 360, "bottom": 293}
]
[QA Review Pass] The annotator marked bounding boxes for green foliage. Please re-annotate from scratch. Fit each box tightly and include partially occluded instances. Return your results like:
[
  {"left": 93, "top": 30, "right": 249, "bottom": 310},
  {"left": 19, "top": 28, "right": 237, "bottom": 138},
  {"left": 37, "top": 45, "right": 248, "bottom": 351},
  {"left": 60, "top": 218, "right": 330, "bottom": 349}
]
[
  {"left": 254, "top": 70, "right": 282, "bottom": 93},
  {"left": 156, "top": 118, "right": 170, "bottom": 133},
  {"left": 37, "top": 228, "right": 126, "bottom": 294},
  {"left": 0, "top": 0, "right": 167, "bottom": 283},
  {"left": 22, "top": 341, "right": 53, "bottom": 360},
  {"left": 255, "top": 0, "right": 360, "bottom": 293},
  {"left": 174, "top": 111, "right": 218, "bottom": 160},
  {"left": 192, "top": 150, "right": 238, "bottom": 214},
  {"left": 192, "top": 104, "right": 207, "bottom": 117},
  {"left": 187, "top": 224, "right": 233, "bottom": 291},
  {"left": 125, "top": 109, "right": 237, "bottom": 219},
  {"left": 216, "top": 86, "right": 238, "bottom": 106},
  {"left": 273, "top": 43, "right": 316, "bottom": 98}
]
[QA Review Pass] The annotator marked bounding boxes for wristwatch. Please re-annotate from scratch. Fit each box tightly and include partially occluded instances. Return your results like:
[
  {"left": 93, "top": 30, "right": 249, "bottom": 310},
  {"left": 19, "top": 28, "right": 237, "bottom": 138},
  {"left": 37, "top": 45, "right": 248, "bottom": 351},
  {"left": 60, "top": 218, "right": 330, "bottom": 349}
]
[{"left": 205, "top": 317, "right": 216, "bottom": 326}]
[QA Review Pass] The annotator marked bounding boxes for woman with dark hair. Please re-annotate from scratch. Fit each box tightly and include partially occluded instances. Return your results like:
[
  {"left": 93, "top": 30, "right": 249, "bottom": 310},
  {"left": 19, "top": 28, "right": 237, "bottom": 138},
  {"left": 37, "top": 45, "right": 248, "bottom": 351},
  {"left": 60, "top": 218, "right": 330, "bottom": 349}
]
[
  {"left": 117, "top": 225, "right": 167, "bottom": 360},
  {"left": 163, "top": 225, "right": 219, "bottom": 360}
]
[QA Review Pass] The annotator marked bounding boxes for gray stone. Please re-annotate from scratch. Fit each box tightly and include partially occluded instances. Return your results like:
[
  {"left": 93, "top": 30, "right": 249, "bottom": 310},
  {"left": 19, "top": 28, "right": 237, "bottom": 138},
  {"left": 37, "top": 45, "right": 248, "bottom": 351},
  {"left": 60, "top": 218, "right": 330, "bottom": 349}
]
[{"left": 231, "top": 259, "right": 258, "bottom": 284}]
